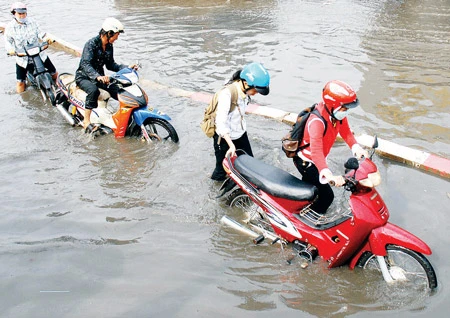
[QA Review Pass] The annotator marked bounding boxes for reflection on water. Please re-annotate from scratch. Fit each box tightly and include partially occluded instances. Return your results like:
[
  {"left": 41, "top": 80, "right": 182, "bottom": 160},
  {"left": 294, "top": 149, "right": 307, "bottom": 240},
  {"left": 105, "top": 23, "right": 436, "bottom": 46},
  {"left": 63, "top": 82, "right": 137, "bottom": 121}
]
[
  {"left": 358, "top": 0, "right": 450, "bottom": 155},
  {"left": 113, "top": 0, "right": 450, "bottom": 156}
]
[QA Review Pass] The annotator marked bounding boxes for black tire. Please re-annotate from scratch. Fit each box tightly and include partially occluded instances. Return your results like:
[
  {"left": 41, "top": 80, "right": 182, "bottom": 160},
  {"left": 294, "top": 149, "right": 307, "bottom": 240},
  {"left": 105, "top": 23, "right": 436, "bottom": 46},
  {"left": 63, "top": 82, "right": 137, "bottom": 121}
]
[
  {"left": 46, "top": 88, "right": 56, "bottom": 106},
  {"left": 226, "top": 189, "right": 253, "bottom": 210},
  {"left": 141, "top": 118, "right": 179, "bottom": 143},
  {"left": 226, "top": 189, "right": 274, "bottom": 235},
  {"left": 357, "top": 245, "right": 438, "bottom": 290}
]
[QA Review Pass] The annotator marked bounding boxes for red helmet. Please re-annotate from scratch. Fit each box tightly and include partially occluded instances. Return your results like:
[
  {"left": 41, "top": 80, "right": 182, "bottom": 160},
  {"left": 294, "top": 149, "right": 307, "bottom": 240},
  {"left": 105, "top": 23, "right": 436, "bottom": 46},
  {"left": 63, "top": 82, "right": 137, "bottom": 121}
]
[
  {"left": 10, "top": 2, "right": 27, "bottom": 14},
  {"left": 322, "top": 80, "right": 359, "bottom": 110}
]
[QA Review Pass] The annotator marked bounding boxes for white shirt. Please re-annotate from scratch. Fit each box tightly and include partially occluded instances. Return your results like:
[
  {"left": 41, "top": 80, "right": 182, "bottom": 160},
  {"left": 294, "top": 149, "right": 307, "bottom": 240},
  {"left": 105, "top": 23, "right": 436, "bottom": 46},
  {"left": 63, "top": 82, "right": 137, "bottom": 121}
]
[
  {"left": 4, "top": 18, "right": 48, "bottom": 68},
  {"left": 215, "top": 82, "right": 250, "bottom": 140}
]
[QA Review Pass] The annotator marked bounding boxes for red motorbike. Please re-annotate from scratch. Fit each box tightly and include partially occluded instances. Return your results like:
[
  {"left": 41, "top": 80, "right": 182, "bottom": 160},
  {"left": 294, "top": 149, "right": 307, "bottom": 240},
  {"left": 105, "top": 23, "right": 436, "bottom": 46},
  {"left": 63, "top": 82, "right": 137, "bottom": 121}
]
[{"left": 219, "top": 136, "right": 437, "bottom": 291}]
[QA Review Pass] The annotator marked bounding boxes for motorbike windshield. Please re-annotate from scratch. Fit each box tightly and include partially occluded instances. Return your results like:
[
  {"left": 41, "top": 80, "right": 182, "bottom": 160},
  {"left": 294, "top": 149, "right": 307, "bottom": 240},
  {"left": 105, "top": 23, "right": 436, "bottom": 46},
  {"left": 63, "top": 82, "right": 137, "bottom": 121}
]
[
  {"left": 113, "top": 68, "right": 139, "bottom": 85},
  {"left": 25, "top": 42, "right": 41, "bottom": 55}
]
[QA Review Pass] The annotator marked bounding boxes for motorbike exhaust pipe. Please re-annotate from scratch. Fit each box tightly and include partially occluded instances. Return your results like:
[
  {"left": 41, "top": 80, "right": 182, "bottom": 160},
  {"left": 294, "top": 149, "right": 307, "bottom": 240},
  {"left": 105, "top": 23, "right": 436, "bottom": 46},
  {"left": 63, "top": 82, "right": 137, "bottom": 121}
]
[
  {"left": 253, "top": 234, "right": 265, "bottom": 245},
  {"left": 56, "top": 103, "right": 75, "bottom": 126},
  {"left": 220, "top": 216, "right": 259, "bottom": 238}
]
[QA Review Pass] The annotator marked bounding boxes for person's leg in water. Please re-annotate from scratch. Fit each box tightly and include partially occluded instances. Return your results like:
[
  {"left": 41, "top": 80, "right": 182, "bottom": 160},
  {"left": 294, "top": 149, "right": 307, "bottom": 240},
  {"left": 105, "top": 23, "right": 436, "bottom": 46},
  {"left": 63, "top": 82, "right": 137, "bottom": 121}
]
[
  {"left": 211, "top": 133, "right": 229, "bottom": 181},
  {"left": 76, "top": 78, "right": 100, "bottom": 131},
  {"left": 15, "top": 64, "right": 28, "bottom": 93},
  {"left": 16, "top": 81, "right": 26, "bottom": 93},
  {"left": 293, "top": 156, "right": 334, "bottom": 214}
]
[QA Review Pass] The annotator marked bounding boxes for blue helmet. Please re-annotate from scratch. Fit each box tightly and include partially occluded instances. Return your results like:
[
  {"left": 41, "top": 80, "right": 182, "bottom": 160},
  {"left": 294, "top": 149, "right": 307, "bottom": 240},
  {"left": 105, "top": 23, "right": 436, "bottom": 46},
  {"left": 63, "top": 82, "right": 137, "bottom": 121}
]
[{"left": 240, "top": 62, "right": 270, "bottom": 95}]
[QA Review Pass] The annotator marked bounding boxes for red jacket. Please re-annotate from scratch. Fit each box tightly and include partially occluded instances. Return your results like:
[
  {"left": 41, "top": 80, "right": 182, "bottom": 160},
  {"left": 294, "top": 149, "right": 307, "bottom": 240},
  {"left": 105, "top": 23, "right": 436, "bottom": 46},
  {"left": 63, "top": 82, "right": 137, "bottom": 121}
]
[{"left": 299, "top": 102, "right": 357, "bottom": 174}]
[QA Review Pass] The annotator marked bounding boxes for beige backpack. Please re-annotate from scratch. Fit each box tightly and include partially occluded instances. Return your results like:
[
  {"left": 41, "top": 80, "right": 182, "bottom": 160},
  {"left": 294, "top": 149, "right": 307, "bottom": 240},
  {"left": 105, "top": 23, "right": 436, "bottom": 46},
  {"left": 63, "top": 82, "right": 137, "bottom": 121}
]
[{"left": 200, "top": 84, "right": 239, "bottom": 138}]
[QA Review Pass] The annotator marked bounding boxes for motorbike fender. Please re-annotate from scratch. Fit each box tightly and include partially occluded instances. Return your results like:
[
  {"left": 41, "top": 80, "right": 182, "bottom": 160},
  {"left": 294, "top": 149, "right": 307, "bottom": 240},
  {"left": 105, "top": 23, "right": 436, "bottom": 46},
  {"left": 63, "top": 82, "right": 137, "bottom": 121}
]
[
  {"left": 133, "top": 107, "right": 172, "bottom": 126},
  {"left": 348, "top": 222, "right": 432, "bottom": 269},
  {"left": 36, "top": 73, "right": 53, "bottom": 90},
  {"left": 217, "top": 178, "right": 237, "bottom": 198}
]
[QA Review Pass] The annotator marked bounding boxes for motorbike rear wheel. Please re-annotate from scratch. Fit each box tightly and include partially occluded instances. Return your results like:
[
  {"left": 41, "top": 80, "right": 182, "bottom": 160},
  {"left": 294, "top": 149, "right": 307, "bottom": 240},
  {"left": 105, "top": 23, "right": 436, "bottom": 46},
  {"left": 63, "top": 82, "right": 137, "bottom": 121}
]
[
  {"left": 226, "top": 189, "right": 254, "bottom": 212},
  {"left": 357, "top": 245, "right": 437, "bottom": 290},
  {"left": 226, "top": 189, "right": 274, "bottom": 233},
  {"left": 141, "top": 118, "right": 179, "bottom": 143}
]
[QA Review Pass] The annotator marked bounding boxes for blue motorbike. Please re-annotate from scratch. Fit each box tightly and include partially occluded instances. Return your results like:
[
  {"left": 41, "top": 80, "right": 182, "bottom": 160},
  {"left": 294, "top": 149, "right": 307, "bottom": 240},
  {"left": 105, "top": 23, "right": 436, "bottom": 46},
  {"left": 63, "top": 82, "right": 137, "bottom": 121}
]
[{"left": 55, "top": 68, "right": 179, "bottom": 143}]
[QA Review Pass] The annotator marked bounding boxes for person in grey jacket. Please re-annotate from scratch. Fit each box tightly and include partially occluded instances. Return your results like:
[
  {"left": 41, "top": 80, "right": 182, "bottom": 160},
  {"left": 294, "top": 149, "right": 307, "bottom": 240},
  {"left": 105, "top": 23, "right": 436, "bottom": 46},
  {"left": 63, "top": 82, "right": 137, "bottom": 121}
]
[{"left": 75, "top": 17, "right": 137, "bottom": 133}]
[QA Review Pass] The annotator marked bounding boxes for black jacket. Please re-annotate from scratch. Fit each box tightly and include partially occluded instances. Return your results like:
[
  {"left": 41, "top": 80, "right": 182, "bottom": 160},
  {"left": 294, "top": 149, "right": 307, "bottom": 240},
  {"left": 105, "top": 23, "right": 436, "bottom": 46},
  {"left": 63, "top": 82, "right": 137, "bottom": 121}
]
[{"left": 75, "top": 35, "right": 126, "bottom": 82}]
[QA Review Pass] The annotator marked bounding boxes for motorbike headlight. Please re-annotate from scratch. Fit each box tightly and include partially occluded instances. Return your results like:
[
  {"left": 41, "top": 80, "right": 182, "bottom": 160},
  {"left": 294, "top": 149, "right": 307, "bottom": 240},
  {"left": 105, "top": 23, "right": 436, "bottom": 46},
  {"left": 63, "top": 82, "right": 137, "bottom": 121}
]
[
  {"left": 359, "top": 171, "right": 381, "bottom": 188},
  {"left": 26, "top": 47, "right": 40, "bottom": 55}
]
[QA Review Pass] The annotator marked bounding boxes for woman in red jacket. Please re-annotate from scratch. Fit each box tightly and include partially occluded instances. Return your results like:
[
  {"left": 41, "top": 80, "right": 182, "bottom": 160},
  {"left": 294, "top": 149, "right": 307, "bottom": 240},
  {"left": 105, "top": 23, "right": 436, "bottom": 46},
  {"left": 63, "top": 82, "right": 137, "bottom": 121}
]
[{"left": 293, "top": 80, "right": 368, "bottom": 214}]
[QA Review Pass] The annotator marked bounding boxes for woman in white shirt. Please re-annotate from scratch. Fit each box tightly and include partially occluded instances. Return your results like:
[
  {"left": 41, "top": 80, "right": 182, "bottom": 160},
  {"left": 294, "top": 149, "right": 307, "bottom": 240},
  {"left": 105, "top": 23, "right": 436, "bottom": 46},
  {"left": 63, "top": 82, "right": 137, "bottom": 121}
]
[
  {"left": 211, "top": 62, "right": 270, "bottom": 181},
  {"left": 4, "top": 2, "right": 57, "bottom": 93}
]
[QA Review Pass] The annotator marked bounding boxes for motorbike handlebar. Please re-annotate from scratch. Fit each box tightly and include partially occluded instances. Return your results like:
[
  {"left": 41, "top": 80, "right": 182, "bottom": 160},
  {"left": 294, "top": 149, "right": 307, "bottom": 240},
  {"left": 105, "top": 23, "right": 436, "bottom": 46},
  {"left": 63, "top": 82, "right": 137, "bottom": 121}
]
[
  {"left": 7, "top": 41, "right": 51, "bottom": 57},
  {"left": 6, "top": 52, "right": 26, "bottom": 57},
  {"left": 106, "top": 76, "right": 117, "bottom": 88},
  {"left": 328, "top": 176, "right": 351, "bottom": 188}
]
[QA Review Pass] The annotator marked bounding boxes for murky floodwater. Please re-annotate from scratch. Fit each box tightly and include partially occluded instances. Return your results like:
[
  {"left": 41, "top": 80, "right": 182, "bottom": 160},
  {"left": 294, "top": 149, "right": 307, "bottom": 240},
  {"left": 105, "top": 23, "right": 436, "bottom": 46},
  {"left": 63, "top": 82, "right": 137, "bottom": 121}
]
[{"left": 1, "top": 0, "right": 449, "bottom": 317}]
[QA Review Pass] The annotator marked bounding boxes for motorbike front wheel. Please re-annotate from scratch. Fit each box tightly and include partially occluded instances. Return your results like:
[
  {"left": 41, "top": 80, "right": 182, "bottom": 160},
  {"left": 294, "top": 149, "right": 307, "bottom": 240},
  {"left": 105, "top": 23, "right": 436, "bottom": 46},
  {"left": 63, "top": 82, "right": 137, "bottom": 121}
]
[
  {"left": 141, "top": 118, "right": 179, "bottom": 143},
  {"left": 46, "top": 87, "right": 56, "bottom": 106},
  {"left": 357, "top": 245, "right": 437, "bottom": 291}
]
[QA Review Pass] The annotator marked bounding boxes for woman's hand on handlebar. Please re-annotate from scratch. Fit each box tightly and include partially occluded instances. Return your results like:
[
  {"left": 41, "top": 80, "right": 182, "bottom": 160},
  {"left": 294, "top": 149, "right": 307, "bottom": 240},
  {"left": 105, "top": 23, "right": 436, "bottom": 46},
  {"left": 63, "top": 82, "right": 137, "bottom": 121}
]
[
  {"left": 96, "top": 75, "right": 110, "bottom": 84},
  {"left": 323, "top": 170, "right": 345, "bottom": 187}
]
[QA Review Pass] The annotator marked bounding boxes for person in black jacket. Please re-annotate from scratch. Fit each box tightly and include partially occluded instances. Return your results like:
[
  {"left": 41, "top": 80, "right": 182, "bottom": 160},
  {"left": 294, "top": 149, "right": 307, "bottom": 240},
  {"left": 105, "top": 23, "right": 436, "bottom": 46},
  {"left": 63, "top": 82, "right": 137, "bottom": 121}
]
[{"left": 75, "top": 17, "right": 137, "bottom": 133}]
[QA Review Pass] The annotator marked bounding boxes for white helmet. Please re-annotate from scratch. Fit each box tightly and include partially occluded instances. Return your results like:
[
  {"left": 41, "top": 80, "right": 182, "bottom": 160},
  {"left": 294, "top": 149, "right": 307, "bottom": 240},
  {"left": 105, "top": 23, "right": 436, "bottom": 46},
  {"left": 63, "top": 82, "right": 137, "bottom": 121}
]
[
  {"left": 102, "top": 17, "right": 124, "bottom": 34},
  {"left": 11, "top": 1, "right": 27, "bottom": 14}
]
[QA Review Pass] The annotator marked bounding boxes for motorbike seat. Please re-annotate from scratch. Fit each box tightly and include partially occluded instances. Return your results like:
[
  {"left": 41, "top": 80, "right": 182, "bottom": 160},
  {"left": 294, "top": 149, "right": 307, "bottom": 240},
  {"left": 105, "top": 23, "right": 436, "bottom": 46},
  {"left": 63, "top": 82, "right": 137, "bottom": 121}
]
[
  {"left": 59, "top": 74, "right": 111, "bottom": 108},
  {"left": 234, "top": 155, "right": 317, "bottom": 201}
]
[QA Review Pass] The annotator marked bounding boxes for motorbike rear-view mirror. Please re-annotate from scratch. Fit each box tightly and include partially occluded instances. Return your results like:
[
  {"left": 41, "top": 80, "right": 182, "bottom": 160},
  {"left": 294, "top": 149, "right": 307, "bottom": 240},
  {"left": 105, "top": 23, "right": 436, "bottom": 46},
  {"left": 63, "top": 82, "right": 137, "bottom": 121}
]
[
  {"left": 345, "top": 157, "right": 359, "bottom": 171},
  {"left": 372, "top": 135, "right": 379, "bottom": 149}
]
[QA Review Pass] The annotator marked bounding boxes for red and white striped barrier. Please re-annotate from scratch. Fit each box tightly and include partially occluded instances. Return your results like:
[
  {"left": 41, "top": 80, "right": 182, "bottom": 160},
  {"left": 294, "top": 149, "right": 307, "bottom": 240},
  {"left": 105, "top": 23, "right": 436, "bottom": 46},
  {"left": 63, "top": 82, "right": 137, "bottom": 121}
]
[
  {"left": 247, "top": 103, "right": 450, "bottom": 179},
  {"left": 2, "top": 24, "right": 449, "bottom": 179}
]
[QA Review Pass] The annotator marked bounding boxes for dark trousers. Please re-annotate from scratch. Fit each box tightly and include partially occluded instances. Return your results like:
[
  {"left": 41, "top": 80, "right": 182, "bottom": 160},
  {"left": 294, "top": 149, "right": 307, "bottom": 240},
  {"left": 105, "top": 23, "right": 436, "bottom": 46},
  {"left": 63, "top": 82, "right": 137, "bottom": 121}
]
[
  {"left": 211, "top": 132, "right": 253, "bottom": 181},
  {"left": 293, "top": 156, "right": 334, "bottom": 214},
  {"left": 16, "top": 57, "right": 57, "bottom": 82},
  {"left": 76, "top": 78, "right": 120, "bottom": 110}
]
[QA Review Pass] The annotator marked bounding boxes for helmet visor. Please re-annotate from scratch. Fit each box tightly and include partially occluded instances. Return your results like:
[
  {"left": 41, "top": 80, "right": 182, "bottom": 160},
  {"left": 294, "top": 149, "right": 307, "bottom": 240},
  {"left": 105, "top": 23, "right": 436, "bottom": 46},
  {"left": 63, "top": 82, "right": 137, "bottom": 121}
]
[
  {"left": 255, "top": 86, "right": 270, "bottom": 96},
  {"left": 343, "top": 98, "right": 360, "bottom": 109},
  {"left": 14, "top": 8, "right": 27, "bottom": 13}
]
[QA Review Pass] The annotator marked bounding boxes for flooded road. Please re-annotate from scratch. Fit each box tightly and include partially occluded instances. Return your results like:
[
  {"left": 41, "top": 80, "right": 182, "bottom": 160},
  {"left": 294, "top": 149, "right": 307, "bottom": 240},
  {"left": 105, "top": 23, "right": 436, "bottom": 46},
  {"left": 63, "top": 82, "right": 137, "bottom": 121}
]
[{"left": 0, "top": 0, "right": 449, "bottom": 317}]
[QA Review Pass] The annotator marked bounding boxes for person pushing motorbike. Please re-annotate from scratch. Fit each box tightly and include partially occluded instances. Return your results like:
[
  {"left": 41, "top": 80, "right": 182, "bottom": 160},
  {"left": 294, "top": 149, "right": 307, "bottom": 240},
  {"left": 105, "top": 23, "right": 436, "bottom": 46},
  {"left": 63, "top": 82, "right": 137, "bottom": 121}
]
[
  {"left": 4, "top": 2, "right": 58, "bottom": 93},
  {"left": 75, "top": 17, "right": 138, "bottom": 133},
  {"left": 293, "top": 80, "right": 368, "bottom": 214}
]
